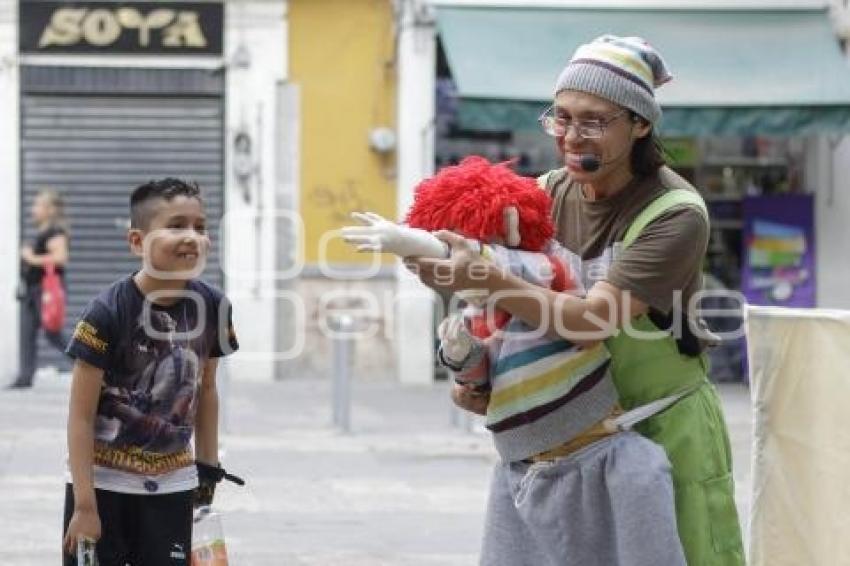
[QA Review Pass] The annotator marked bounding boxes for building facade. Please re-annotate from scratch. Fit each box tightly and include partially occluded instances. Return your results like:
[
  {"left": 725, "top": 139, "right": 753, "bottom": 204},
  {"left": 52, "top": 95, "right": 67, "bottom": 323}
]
[{"left": 1, "top": 0, "right": 287, "bottom": 383}]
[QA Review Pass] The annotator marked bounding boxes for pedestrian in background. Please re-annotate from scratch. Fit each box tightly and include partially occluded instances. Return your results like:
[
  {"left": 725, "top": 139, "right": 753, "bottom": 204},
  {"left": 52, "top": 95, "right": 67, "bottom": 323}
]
[{"left": 8, "top": 189, "right": 70, "bottom": 389}]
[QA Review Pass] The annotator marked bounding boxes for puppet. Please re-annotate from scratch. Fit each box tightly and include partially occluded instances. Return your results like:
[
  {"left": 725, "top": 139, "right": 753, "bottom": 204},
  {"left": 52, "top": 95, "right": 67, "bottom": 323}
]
[
  {"left": 342, "top": 156, "right": 619, "bottom": 461},
  {"left": 343, "top": 156, "right": 582, "bottom": 393}
]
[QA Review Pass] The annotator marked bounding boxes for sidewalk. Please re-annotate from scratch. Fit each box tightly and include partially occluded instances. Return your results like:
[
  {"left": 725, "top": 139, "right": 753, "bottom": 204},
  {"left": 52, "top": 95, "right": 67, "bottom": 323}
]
[{"left": 0, "top": 373, "right": 752, "bottom": 565}]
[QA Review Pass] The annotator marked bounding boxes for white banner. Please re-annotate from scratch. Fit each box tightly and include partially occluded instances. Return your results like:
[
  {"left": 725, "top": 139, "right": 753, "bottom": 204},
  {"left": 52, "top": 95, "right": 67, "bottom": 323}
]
[{"left": 746, "top": 306, "right": 850, "bottom": 566}]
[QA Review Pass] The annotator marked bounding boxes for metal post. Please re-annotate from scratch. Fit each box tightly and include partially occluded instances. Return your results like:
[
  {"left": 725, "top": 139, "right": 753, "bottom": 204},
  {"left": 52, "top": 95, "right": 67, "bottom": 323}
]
[{"left": 331, "top": 314, "right": 354, "bottom": 432}]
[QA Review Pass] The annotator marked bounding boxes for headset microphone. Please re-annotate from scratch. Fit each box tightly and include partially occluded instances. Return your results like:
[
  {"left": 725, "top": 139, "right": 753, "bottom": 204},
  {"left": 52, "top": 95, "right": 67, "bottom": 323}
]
[
  {"left": 577, "top": 135, "right": 633, "bottom": 173},
  {"left": 579, "top": 154, "right": 601, "bottom": 172},
  {"left": 576, "top": 117, "right": 640, "bottom": 173}
]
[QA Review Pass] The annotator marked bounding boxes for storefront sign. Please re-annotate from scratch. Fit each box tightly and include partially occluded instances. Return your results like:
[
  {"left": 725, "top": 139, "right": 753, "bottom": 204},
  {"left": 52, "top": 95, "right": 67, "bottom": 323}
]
[
  {"left": 19, "top": 2, "right": 223, "bottom": 55},
  {"left": 742, "top": 194, "right": 815, "bottom": 307}
]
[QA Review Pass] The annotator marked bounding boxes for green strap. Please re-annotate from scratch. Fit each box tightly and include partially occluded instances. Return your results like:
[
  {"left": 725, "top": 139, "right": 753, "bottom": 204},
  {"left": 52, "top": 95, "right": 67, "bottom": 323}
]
[
  {"left": 611, "top": 187, "right": 711, "bottom": 403},
  {"left": 622, "top": 189, "right": 708, "bottom": 248},
  {"left": 536, "top": 177, "right": 706, "bottom": 248}
]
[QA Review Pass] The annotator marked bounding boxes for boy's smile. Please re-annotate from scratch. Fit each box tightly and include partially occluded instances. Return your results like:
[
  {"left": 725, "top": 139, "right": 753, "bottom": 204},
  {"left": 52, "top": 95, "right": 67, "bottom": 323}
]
[{"left": 129, "top": 195, "right": 209, "bottom": 281}]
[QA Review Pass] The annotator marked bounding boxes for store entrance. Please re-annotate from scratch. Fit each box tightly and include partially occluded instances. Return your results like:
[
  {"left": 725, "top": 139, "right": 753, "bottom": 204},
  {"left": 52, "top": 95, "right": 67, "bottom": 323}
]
[{"left": 20, "top": 66, "right": 225, "bottom": 370}]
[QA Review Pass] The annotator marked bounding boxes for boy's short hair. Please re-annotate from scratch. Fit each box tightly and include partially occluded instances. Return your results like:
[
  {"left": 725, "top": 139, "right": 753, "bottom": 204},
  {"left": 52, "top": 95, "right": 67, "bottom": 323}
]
[{"left": 130, "top": 178, "right": 202, "bottom": 229}]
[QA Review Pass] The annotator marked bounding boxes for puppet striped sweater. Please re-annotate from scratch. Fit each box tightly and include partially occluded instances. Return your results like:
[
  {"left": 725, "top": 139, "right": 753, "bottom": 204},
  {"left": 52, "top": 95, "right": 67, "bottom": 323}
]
[{"left": 448, "top": 243, "right": 618, "bottom": 462}]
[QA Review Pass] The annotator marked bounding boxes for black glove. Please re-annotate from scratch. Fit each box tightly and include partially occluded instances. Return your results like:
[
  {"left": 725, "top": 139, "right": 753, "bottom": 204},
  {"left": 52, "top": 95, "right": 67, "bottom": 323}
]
[{"left": 194, "top": 461, "right": 245, "bottom": 507}]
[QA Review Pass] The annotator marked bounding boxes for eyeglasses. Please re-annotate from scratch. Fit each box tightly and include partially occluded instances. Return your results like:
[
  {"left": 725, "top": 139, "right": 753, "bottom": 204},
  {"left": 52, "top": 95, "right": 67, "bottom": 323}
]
[{"left": 537, "top": 106, "right": 628, "bottom": 139}]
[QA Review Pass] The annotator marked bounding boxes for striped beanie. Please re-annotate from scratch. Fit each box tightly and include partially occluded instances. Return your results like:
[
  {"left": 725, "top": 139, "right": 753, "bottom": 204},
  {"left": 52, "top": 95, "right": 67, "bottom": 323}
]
[{"left": 554, "top": 35, "right": 672, "bottom": 124}]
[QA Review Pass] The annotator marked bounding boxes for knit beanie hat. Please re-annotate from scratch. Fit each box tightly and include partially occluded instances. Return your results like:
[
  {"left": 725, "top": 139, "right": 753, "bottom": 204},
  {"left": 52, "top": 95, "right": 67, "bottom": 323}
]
[{"left": 554, "top": 35, "right": 672, "bottom": 124}]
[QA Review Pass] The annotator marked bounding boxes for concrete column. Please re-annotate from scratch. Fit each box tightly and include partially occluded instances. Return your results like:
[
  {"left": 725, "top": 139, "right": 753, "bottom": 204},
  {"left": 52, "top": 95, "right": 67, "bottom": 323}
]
[
  {"left": 223, "top": 0, "right": 288, "bottom": 381},
  {"left": 0, "top": 0, "right": 20, "bottom": 381},
  {"left": 395, "top": 0, "right": 437, "bottom": 384},
  {"left": 811, "top": 134, "right": 850, "bottom": 308}
]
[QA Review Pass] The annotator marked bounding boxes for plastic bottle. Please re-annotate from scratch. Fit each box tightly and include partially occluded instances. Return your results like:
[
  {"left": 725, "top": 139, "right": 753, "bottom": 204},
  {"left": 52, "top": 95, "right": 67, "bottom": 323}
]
[
  {"left": 191, "top": 506, "right": 228, "bottom": 566},
  {"left": 77, "top": 538, "right": 98, "bottom": 566}
]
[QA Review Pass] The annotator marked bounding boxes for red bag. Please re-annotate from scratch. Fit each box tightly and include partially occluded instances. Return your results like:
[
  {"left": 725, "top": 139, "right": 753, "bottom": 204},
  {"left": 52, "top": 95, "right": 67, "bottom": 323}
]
[{"left": 41, "top": 263, "right": 66, "bottom": 333}]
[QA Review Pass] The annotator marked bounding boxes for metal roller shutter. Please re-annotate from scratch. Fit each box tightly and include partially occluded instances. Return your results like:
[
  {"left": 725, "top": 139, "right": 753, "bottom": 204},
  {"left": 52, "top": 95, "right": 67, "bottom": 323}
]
[{"left": 20, "top": 67, "right": 225, "bottom": 370}]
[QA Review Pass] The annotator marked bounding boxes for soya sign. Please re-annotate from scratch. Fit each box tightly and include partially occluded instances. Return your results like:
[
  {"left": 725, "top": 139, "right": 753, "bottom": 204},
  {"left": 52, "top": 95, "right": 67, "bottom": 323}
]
[{"left": 19, "top": 2, "right": 223, "bottom": 55}]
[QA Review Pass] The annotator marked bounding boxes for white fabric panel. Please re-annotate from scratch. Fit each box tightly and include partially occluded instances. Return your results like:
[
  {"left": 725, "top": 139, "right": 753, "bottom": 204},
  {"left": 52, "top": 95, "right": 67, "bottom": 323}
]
[{"left": 746, "top": 306, "right": 850, "bottom": 566}]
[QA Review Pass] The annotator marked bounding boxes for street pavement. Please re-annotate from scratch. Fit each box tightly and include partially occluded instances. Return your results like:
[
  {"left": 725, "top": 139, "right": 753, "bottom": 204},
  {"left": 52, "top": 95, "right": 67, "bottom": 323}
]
[{"left": 0, "top": 370, "right": 752, "bottom": 565}]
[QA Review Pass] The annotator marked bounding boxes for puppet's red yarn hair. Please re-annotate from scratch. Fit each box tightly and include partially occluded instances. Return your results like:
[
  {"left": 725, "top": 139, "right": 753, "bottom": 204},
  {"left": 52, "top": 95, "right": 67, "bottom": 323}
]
[{"left": 404, "top": 156, "right": 554, "bottom": 252}]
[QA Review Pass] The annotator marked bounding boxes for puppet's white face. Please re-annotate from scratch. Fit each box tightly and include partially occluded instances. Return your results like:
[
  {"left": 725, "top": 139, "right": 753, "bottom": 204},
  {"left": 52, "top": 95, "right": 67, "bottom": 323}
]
[
  {"left": 486, "top": 206, "right": 521, "bottom": 247},
  {"left": 503, "top": 206, "right": 521, "bottom": 247}
]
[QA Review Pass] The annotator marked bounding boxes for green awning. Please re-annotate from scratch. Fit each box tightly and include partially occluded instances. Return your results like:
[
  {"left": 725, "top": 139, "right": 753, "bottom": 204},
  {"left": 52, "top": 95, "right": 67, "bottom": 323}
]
[{"left": 436, "top": 6, "right": 850, "bottom": 136}]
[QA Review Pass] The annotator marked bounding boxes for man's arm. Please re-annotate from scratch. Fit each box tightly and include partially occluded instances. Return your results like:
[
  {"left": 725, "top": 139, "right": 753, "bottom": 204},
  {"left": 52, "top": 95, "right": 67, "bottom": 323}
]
[
  {"left": 63, "top": 359, "right": 104, "bottom": 554},
  {"left": 194, "top": 358, "right": 219, "bottom": 466},
  {"left": 489, "top": 275, "right": 648, "bottom": 348},
  {"left": 408, "top": 231, "right": 647, "bottom": 348}
]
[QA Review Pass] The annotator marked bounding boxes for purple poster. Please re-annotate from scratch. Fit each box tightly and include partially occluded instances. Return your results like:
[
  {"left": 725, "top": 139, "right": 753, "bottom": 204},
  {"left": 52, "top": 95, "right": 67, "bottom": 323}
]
[{"left": 742, "top": 194, "right": 815, "bottom": 307}]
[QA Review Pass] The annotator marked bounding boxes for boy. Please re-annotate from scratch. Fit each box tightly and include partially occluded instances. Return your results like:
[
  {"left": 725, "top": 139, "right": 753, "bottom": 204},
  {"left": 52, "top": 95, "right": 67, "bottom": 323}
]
[{"left": 62, "top": 178, "right": 239, "bottom": 565}]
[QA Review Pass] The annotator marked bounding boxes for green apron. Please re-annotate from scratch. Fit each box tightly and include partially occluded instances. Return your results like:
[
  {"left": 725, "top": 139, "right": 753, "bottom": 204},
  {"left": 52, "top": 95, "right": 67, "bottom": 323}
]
[{"left": 607, "top": 189, "right": 745, "bottom": 565}]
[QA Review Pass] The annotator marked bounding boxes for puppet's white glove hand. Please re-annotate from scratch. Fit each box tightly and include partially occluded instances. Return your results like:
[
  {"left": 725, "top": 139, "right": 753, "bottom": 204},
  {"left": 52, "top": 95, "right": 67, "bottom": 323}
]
[
  {"left": 437, "top": 314, "right": 475, "bottom": 365},
  {"left": 342, "top": 212, "right": 448, "bottom": 258}
]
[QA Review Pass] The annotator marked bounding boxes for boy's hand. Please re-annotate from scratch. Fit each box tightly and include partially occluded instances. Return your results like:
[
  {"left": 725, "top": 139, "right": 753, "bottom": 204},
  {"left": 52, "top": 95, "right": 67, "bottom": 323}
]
[
  {"left": 404, "top": 231, "right": 490, "bottom": 294},
  {"left": 194, "top": 461, "right": 245, "bottom": 507},
  {"left": 63, "top": 507, "right": 101, "bottom": 555},
  {"left": 194, "top": 480, "right": 216, "bottom": 508}
]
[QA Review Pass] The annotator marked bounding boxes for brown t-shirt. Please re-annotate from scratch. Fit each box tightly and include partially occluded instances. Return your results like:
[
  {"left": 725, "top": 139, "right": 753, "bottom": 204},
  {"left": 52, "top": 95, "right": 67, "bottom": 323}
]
[{"left": 545, "top": 166, "right": 711, "bottom": 354}]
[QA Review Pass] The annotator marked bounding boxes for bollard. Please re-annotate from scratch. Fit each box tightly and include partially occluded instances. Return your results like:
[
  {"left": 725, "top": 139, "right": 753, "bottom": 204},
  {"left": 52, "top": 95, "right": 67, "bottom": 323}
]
[{"left": 331, "top": 314, "right": 355, "bottom": 432}]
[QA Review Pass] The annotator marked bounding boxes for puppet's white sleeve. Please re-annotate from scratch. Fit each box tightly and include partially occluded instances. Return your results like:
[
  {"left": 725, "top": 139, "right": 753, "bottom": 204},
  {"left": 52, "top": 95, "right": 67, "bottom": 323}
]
[
  {"left": 342, "top": 212, "right": 449, "bottom": 258},
  {"left": 392, "top": 226, "right": 449, "bottom": 258}
]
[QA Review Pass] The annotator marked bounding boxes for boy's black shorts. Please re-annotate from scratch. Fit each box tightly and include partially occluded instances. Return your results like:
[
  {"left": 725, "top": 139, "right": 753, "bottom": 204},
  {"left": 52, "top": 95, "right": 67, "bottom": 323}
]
[{"left": 62, "top": 484, "right": 193, "bottom": 566}]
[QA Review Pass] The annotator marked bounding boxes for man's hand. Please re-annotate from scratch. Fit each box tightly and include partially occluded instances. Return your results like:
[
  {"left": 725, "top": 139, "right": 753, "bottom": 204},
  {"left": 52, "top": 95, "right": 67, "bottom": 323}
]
[
  {"left": 63, "top": 506, "right": 101, "bottom": 555},
  {"left": 450, "top": 382, "right": 490, "bottom": 416},
  {"left": 404, "top": 231, "right": 492, "bottom": 294}
]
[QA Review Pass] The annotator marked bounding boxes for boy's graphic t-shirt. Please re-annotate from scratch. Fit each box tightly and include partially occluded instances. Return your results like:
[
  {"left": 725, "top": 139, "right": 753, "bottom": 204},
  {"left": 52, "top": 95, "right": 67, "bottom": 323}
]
[{"left": 66, "top": 275, "right": 238, "bottom": 494}]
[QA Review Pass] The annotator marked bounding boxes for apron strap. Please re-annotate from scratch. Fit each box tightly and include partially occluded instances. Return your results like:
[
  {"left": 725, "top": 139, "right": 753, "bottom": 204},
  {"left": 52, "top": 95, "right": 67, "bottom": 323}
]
[
  {"left": 622, "top": 188, "right": 708, "bottom": 249},
  {"left": 605, "top": 381, "right": 704, "bottom": 432}
]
